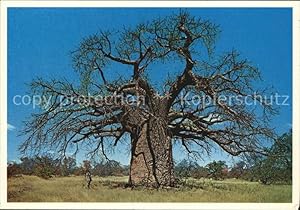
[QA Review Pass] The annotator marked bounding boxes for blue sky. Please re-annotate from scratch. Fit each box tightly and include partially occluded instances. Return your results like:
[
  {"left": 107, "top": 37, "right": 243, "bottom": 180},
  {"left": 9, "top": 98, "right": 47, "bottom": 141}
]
[{"left": 7, "top": 8, "right": 292, "bottom": 166}]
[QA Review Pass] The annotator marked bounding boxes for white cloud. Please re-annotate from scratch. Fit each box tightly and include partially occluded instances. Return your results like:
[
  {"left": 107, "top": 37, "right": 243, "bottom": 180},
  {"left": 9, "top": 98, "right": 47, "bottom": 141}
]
[{"left": 7, "top": 123, "right": 16, "bottom": 131}]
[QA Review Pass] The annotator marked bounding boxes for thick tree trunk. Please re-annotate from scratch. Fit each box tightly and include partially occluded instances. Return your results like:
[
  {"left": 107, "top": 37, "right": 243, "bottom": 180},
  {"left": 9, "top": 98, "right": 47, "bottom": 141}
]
[{"left": 129, "top": 116, "right": 175, "bottom": 188}]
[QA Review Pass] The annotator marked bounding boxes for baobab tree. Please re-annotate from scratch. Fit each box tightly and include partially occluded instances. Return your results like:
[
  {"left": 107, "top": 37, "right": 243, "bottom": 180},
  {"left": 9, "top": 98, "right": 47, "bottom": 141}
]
[{"left": 21, "top": 11, "right": 277, "bottom": 188}]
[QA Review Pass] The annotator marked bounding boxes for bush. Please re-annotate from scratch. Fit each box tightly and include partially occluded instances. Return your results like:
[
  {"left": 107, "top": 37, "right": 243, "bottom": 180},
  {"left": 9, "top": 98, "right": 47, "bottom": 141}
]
[{"left": 7, "top": 162, "right": 22, "bottom": 178}]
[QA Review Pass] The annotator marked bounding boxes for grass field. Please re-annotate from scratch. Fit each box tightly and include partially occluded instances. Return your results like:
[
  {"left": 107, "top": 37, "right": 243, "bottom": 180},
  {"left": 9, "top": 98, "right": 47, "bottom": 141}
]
[{"left": 7, "top": 175, "right": 292, "bottom": 202}]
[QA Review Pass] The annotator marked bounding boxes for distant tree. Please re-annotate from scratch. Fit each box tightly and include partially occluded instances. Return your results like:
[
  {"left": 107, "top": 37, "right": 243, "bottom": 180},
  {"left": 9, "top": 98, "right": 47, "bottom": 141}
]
[
  {"left": 175, "top": 159, "right": 190, "bottom": 179},
  {"left": 83, "top": 160, "right": 92, "bottom": 171},
  {"left": 73, "top": 166, "right": 85, "bottom": 176},
  {"left": 206, "top": 160, "right": 228, "bottom": 180},
  {"left": 175, "top": 159, "right": 200, "bottom": 180},
  {"left": 7, "top": 162, "right": 22, "bottom": 178},
  {"left": 229, "top": 161, "right": 247, "bottom": 179},
  {"left": 174, "top": 159, "right": 210, "bottom": 180},
  {"left": 107, "top": 160, "right": 124, "bottom": 176},
  {"left": 93, "top": 160, "right": 125, "bottom": 177},
  {"left": 92, "top": 160, "right": 104, "bottom": 176},
  {"left": 190, "top": 166, "right": 209, "bottom": 179},
  {"left": 253, "top": 130, "right": 292, "bottom": 184},
  {"left": 34, "top": 155, "right": 61, "bottom": 179},
  {"left": 9, "top": 155, "right": 61, "bottom": 179},
  {"left": 60, "top": 157, "right": 77, "bottom": 176},
  {"left": 122, "top": 165, "right": 130, "bottom": 176},
  {"left": 19, "top": 157, "right": 36, "bottom": 175}
]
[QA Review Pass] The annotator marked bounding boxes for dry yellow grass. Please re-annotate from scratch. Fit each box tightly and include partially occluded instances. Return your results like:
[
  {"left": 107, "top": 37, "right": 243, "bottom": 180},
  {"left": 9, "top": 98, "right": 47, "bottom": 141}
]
[{"left": 7, "top": 175, "right": 292, "bottom": 202}]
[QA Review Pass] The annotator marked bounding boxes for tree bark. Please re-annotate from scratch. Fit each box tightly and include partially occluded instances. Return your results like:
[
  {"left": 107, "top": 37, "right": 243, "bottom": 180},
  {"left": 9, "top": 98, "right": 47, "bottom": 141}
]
[{"left": 129, "top": 116, "right": 175, "bottom": 188}]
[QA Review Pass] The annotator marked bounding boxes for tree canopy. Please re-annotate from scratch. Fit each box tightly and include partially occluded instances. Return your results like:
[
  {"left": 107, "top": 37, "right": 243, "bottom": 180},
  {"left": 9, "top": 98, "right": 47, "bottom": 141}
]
[{"left": 20, "top": 11, "right": 278, "bottom": 187}]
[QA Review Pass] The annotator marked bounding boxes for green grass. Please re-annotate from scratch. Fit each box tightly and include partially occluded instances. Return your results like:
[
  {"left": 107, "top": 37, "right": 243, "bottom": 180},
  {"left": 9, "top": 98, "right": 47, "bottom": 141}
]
[{"left": 7, "top": 175, "right": 292, "bottom": 202}]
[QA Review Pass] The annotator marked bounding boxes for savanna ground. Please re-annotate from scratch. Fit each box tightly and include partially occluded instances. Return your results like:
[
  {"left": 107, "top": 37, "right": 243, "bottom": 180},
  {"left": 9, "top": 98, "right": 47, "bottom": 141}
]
[{"left": 8, "top": 175, "right": 292, "bottom": 202}]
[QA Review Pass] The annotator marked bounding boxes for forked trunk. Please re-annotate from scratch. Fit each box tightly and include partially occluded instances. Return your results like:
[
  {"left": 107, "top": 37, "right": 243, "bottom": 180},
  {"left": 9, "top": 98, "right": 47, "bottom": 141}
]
[{"left": 129, "top": 116, "right": 175, "bottom": 188}]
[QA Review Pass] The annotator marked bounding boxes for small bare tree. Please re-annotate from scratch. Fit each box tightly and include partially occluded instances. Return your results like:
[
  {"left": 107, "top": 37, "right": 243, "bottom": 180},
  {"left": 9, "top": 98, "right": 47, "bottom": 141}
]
[
  {"left": 21, "top": 11, "right": 277, "bottom": 188},
  {"left": 83, "top": 160, "right": 92, "bottom": 189}
]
